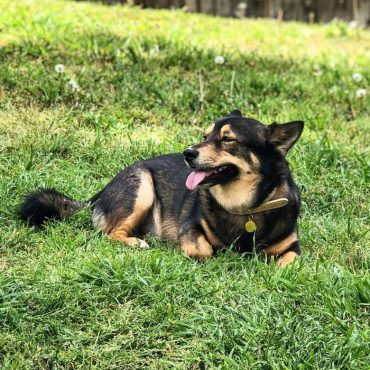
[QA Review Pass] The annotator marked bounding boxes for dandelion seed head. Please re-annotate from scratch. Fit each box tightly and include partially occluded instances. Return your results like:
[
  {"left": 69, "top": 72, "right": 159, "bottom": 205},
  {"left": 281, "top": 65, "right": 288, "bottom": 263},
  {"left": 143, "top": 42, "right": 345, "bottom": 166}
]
[
  {"left": 352, "top": 73, "right": 362, "bottom": 82},
  {"left": 68, "top": 79, "right": 79, "bottom": 92},
  {"left": 54, "top": 64, "right": 65, "bottom": 73},
  {"left": 356, "top": 88, "right": 367, "bottom": 98},
  {"left": 215, "top": 55, "right": 225, "bottom": 65},
  {"left": 237, "top": 2, "right": 247, "bottom": 10}
]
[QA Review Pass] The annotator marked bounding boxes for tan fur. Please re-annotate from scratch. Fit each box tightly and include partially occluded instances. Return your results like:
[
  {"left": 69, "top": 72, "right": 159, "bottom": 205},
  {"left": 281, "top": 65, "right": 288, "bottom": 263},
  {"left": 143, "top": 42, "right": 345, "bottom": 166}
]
[
  {"left": 277, "top": 251, "right": 298, "bottom": 267},
  {"left": 197, "top": 145, "right": 259, "bottom": 172},
  {"left": 249, "top": 152, "right": 260, "bottom": 170},
  {"left": 200, "top": 219, "right": 224, "bottom": 248},
  {"left": 161, "top": 219, "right": 179, "bottom": 242},
  {"left": 108, "top": 171, "right": 154, "bottom": 248},
  {"left": 109, "top": 215, "right": 148, "bottom": 247},
  {"left": 220, "top": 124, "right": 237, "bottom": 140},
  {"left": 274, "top": 182, "right": 289, "bottom": 198},
  {"left": 210, "top": 174, "right": 259, "bottom": 214},
  {"left": 193, "top": 146, "right": 261, "bottom": 213},
  {"left": 180, "top": 233, "right": 213, "bottom": 259},
  {"left": 262, "top": 181, "right": 288, "bottom": 203},
  {"left": 152, "top": 201, "right": 162, "bottom": 236},
  {"left": 195, "top": 144, "right": 219, "bottom": 167},
  {"left": 264, "top": 232, "right": 297, "bottom": 256}
]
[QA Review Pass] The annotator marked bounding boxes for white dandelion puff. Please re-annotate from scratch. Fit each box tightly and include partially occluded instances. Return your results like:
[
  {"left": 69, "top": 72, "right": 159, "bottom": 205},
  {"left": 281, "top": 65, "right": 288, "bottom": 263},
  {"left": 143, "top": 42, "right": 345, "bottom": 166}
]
[
  {"left": 352, "top": 73, "right": 362, "bottom": 82},
  {"left": 68, "top": 79, "right": 79, "bottom": 92},
  {"left": 54, "top": 64, "right": 65, "bottom": 73},
  {"left": 356, "top": 88, "right": 367, "bottom": 98},
  {"left": 237, "top": 2, "right": 247, "bottom": 10},
  {"left": 214, "top": 55, "right": 225, "bottom": 65}
]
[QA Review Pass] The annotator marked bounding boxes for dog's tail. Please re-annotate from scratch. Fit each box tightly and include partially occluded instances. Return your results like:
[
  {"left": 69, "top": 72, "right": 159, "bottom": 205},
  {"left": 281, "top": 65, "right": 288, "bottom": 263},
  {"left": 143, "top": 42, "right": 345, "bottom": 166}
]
[{"left": 19, "top": 188, "right": 86, "bottom": 227}]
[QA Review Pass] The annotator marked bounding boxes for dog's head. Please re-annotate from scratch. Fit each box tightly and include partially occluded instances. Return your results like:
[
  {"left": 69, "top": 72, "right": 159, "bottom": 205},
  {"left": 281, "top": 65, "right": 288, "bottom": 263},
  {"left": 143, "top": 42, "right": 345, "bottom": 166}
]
[{"left": 184, "top": 110, "right": 303, "bottom": 191}]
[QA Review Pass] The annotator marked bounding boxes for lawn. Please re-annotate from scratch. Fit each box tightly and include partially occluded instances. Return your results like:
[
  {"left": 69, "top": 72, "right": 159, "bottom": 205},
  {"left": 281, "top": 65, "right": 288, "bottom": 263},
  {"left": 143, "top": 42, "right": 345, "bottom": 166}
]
[{"left": 0, "top": 0, "right": 369, "bottom": 368}]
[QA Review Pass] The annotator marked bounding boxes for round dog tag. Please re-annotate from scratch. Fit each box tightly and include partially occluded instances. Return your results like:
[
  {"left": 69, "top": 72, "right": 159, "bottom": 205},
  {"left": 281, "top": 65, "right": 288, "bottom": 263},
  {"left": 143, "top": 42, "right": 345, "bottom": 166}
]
[{"left": 245, "top": 220, "right": 257, "bottom": 233}]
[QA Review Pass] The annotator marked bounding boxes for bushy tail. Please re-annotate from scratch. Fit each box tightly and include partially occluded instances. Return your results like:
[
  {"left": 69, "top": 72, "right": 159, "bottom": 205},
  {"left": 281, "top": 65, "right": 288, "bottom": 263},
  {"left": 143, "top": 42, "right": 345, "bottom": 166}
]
[{"left": 19, "top": 188, "right": 84, "bottom": 227}]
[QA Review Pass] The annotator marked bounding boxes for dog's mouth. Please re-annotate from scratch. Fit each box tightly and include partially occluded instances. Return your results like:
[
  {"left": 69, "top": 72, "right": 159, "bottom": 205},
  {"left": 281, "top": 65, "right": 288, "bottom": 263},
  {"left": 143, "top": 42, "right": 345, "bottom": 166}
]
[{"left": 185, "top": 164, "right": 238, "bottom": 191}]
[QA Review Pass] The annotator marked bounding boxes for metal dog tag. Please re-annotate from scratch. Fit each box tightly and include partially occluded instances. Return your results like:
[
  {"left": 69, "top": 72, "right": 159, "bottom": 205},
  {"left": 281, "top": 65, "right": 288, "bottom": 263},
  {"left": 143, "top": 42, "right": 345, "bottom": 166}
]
[{"left": 245, "top": 220, "right": 257, "bottom": 233}]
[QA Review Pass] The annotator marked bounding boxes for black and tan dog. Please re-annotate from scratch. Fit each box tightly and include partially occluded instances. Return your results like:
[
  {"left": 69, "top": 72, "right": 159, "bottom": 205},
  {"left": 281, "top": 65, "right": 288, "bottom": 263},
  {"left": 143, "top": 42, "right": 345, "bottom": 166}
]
[{"left": 19, "top": 110, "right": 303, "bottom": 266}]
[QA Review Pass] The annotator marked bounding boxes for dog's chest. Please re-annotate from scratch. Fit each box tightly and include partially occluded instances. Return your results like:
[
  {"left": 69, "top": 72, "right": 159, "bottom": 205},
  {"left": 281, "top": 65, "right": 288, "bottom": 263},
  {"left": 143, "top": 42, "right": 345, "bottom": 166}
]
[{"left": 205, "top": 202, "right": 270, "bottom": 252}]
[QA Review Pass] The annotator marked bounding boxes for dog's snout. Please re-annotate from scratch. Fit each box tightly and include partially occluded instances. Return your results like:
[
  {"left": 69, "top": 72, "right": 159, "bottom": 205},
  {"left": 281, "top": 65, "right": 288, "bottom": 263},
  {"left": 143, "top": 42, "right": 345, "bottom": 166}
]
[{"left": 183, "top": 148, "right": 199, "bottom": 161}]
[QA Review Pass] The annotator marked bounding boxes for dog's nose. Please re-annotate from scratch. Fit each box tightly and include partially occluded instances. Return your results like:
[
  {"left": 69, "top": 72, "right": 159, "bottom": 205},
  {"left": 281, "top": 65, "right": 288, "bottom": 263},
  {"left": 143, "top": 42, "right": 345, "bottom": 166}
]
[{"left": 183, "top": 148, "right": 199, "bottom": 161}]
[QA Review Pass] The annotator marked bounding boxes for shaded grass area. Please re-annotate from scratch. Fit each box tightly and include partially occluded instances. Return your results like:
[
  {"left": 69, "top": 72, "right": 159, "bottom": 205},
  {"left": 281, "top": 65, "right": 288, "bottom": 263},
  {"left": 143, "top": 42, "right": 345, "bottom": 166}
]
[{"left": 0, "top": 0, "right": 369, "bottom": 368}]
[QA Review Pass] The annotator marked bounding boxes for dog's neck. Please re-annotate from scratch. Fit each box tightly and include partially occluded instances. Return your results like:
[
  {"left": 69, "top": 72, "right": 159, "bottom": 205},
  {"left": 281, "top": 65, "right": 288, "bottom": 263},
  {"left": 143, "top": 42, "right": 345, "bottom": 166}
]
[
  {"left": 209, "top": 173, "right": 259, "bottom": 215},
  {"left": 209, "top": 180, "right": 288, "bottom": 216}
]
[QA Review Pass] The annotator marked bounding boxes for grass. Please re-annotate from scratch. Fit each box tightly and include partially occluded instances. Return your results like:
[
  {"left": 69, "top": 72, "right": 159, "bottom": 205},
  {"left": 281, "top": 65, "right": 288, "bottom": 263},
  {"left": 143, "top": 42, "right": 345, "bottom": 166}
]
[{"left": 0, "top": 0, "right": 369, "bottom": 368}]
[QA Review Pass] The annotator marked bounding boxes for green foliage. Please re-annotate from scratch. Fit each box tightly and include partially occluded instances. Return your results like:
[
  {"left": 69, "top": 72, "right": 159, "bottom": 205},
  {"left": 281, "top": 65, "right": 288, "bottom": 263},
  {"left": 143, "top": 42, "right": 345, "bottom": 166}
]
[{"left": 0, "top": 0, "right": 369, "bottom": 368}]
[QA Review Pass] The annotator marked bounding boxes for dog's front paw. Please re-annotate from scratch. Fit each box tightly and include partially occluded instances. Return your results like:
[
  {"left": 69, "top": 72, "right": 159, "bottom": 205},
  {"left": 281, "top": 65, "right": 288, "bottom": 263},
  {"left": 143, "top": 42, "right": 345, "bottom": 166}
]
[{"left": 121, "top": 237, "right": 150, "bottom": 249}]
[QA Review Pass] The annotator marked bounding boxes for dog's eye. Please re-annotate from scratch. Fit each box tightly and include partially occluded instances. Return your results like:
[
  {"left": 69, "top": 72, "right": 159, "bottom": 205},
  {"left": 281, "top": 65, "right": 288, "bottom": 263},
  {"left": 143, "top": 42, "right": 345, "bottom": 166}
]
[{"left": 222, "top": 136, "right": 235, "bottom": 142}]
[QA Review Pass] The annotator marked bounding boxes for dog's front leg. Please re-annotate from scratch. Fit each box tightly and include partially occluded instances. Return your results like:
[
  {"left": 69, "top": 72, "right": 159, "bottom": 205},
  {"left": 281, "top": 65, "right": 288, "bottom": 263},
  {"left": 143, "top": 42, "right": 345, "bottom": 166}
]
[
  {"left": 263, "top": 232, "right": 301, "bottom": 267},
  {"left": 179, "top": 229, "right": 213, "bottom": 259}
]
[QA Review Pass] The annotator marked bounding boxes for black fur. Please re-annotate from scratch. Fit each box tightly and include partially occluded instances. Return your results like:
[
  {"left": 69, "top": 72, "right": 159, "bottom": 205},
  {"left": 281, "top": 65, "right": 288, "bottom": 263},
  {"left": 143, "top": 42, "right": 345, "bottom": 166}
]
[{"left": 18, "top": 188, "right": 81, "bottom": 226}]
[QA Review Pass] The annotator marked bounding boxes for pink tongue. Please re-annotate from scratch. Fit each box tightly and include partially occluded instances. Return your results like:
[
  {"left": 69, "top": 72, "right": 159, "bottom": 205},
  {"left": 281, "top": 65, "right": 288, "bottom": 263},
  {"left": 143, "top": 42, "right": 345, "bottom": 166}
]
[{"left": 186, "top": 170, "right": 211, "bottom": 191}]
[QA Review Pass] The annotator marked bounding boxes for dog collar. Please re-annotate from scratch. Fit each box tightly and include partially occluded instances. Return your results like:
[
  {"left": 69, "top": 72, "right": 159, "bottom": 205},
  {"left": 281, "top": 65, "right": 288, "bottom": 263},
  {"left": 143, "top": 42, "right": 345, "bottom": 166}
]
[
  {"left": 227, "top": 197, "right": 289, "bottom": 233},
  {"left": 249, "top": 197, "right": 289, "bottom": 215},
  {"left": 227, "top": 197, "right": 289, "bottom": 216}
]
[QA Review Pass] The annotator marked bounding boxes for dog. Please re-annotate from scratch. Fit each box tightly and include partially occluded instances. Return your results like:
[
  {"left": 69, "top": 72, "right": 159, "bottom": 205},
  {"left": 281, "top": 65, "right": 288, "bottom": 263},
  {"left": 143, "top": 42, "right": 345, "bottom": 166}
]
[{"left": 19, "top": 110, "right": 304, "bottom": 267}]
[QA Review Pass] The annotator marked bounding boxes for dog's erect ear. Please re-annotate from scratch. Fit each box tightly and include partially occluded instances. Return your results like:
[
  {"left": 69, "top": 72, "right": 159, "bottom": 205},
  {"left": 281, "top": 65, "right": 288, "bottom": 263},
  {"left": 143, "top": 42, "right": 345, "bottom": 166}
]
[
  {"left": 228, "top": 109, "right": 242, "bottom": 117},
  {"left": 267, "top": 121, "right": 304, "bottom": 155}
]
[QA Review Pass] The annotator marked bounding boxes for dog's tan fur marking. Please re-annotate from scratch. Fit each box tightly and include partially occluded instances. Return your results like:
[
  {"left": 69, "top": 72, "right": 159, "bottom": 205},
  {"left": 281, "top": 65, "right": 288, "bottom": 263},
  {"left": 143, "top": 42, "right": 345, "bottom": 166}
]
[
  {"left": 197, "top": 144, "right": 219, "bottom": 163},
  {"left": 180, "top": 233, "right": 213, "bottom": 259},
  {"left": 108, "top": 171, "right": 154, "bottom": 247},
  {"left": 152, "top": 201, "right": 162, "bottom": 236},
  {"left": 198, "top": 147, "right": 260, "bottom": 174},
  {"left": 209, "top": 158, "right": 260, "bottom": 213},
  {"left": 210, "top": 176, "right": 259, "bottom": 212},
  {"left": 264, "top": 232, "right": 297, "bottom": 256},
  {"left": 277, "top": 251, "right": 298, "bottom": 267},
  {"left": 274, "top": 182, "right": 289, "bottom": 198},
  {"left": 200, "top": 219, "right": 223, "bottom": 248},
  {"left": 109, "top": 214, "right": 147, "bottom": 247},
  {"left": 263, "top": 181, "right": 289, "bottom": 203},
  {"left": 204, "top": 123, "right": 215, "bottom": 138},
  {"left": 220, "top": 124, "right": 237, "bottom": 140},
  {"left": 202, "top": 148, "right": 261, "bottom": 213},
  {"left": 161, "top": 219, "right": 179, "bottom": 242},
  {"left": 249, "top": 152, "right": 260, "bottom": 170}
]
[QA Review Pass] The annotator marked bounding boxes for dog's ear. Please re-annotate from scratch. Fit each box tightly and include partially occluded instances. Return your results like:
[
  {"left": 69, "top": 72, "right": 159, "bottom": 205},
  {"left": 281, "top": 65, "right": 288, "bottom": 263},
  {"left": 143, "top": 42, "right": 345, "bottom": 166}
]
[
  {"left": 267, "top": 121, "right": 304, "bottom": 155},
  {"left": 228, "top": 109, "right": 242, "bottom": 117}
]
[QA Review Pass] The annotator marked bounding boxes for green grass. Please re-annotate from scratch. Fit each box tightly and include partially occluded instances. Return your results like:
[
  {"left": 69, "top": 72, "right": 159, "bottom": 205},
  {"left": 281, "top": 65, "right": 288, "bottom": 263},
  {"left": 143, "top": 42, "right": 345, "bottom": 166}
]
[{"left": 0, "top": 0, "right": 369, "bottom": 368}]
